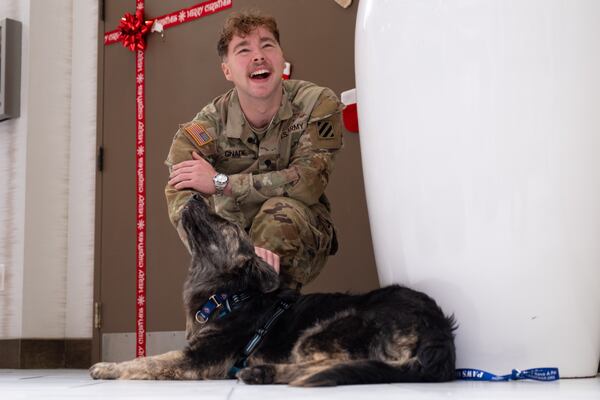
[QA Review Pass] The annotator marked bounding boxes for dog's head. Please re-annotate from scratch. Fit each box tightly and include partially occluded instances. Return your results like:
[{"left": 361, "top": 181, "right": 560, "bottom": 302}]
[{"left": 181, "top": 195, "right": 280, "bottom": 295}]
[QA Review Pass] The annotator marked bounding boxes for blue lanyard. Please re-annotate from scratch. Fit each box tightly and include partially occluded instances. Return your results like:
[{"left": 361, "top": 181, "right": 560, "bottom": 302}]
[{"left": 456, "top": 368, "right": 560, "bottom": 382}]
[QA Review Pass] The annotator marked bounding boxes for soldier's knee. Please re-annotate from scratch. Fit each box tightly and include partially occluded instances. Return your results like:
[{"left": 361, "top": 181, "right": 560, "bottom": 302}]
[
  {"left": 250, "top": 198, "right": 313, "bottom": 253},
  {"left": 249, "top": 197, "right": 334, "bottom": 287},
  {"left": 258, "top": 197, "right": 308, "bottom": 215},
  {"left": 252, "top": 197, "right": 311, "bottom": 232}
]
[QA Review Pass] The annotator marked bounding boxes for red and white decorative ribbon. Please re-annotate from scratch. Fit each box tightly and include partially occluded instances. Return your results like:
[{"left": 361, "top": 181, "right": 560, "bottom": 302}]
[
  {"left": 105, "top": 0, "right": 232, "bottom": 358},
  {"left": 135, "top": 41, "right": 147, "bottom": 357},
  {"left": 105, "top": 0, "right": 233, "bottom": 46}
]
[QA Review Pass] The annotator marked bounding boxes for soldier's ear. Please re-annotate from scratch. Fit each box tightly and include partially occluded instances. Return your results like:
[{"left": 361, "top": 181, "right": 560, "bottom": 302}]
[{"left": 221, "top": 62, "right": 233, "bottom": 82}]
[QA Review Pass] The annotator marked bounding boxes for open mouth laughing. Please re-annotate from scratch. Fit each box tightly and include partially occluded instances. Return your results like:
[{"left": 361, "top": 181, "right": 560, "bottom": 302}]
[{"left": 249, "top": 68, "right": 272, "bottom": 81}]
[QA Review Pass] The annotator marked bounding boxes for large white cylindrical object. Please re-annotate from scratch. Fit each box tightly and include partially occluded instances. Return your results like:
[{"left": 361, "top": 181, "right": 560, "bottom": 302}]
[{"left": 356, "top": 0, "right": 600, "bottom": 378}]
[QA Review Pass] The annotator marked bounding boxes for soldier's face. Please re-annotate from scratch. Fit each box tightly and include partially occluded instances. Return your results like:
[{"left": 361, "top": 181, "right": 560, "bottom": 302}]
[{"left": 221, "top": 27, "right": 285, "bottom": 101}]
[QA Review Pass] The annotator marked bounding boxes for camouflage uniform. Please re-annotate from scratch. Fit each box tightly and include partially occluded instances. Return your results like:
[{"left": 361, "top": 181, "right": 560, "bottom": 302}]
[{"left": 165, "top": 80, "right": 343, "bottom": 288}]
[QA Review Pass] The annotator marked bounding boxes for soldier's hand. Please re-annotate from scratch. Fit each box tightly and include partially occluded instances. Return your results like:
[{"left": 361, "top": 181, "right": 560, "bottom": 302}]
[
  {"left": 254, "top": 246, "right": 280, "bottom": 274},
  {"left": 169, "top": 152, "right": 217, "bottom": 194}
]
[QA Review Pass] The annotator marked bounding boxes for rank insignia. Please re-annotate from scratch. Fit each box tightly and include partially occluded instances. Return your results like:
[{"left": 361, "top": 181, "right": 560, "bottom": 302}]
[{"left": 183, "top": 122, "right": 214, "bottom": 147}]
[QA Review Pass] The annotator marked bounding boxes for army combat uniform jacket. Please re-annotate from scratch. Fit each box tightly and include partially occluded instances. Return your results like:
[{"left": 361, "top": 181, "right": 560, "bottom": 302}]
[{"left": 165, "top": 80, "right": 343, "bottom": 284}]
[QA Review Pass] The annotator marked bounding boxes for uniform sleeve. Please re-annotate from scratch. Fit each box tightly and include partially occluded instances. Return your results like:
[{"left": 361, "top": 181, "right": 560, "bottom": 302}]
[
  {"left": 164, "top": 129, "right": 200, "bottom": 231},
  {"left": 164, "top": 106, "right": 220, "bottom": 236},
  {"left": 227, "top": 89, "right": 343, "bottom": 207}
]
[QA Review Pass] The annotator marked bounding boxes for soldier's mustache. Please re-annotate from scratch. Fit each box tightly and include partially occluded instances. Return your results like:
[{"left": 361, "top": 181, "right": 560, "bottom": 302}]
[{"left": 249, "top": 61, "right": 270, "bottom": 70}]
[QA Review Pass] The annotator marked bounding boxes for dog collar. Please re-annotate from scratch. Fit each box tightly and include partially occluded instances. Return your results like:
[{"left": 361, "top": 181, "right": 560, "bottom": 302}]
[{"left": 195, "top": 292, "right": 250, "bottom": 324}]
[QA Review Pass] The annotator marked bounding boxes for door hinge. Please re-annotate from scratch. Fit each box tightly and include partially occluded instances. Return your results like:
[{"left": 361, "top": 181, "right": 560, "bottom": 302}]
[
  {"left": 100, "top": 0, "right": 105, "bottom": 21},
  {"left": 97, "top": 146, "right": 104, "bottom": 172},
  {"left": 94, "top": 301, "right": 102, "bottom": 329}
]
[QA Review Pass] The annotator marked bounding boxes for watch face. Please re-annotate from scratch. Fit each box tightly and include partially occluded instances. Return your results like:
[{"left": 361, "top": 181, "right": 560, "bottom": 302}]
[{"left": 214, "top": 174, "right": 228, "bottom": 186}]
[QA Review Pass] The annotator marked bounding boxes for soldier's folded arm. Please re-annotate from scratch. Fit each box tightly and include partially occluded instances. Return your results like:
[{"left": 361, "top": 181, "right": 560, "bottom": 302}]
[
  {"left": 164, "top": 115, "right": 217, "bottom": 230},
  {"left": 227, "top": 111, "right": 343, "bottom": 208},
  {"left": 167, "top": 102, "right": 227, "bottom": 216}
]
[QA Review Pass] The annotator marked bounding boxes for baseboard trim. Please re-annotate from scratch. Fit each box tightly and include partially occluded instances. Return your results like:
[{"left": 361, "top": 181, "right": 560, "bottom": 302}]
[
  {"left": 0, "top": 339, "right": 91, "bottom": 369},
  {"left": 102, "top": 331, "right": 186, "bottom": 362}
]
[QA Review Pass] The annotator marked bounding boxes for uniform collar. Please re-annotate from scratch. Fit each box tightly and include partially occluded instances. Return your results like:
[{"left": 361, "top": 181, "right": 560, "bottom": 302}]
[{"left": 224, "top": 86, "right": 294, "bottom": 139}]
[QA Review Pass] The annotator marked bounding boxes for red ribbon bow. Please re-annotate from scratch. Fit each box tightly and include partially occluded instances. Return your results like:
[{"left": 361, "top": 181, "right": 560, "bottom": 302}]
[{"left": 118, "top": 10, "right": 154, "bottom": 52}]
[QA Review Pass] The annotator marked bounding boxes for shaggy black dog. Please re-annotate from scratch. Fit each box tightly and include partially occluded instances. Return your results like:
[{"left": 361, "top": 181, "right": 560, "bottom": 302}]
[{"left": 90, "top": 195, "right": 456, "bottom": 386}]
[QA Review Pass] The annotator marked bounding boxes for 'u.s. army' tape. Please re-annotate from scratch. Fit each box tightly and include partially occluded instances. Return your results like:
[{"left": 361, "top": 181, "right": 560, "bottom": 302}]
[{"left": 456, "top": 368, "right": 559, "bottom": 381}]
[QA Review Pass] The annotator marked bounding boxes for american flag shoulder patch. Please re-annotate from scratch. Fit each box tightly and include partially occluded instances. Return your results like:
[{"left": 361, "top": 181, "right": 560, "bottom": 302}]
[{"left": 182, "top": 122, "right": 214, "bottom": 147}]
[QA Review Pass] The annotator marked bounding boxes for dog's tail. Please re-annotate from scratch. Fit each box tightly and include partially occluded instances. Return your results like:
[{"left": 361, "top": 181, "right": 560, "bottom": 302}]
[
  {"left": 293, "top": 316, "right": 457, "bottom": 386},
  {"left": 290, "top": 360, "right": 421, "bottom": 386},
  {"left": 292, "top": 356, "right": 453, "bottom": 387}
]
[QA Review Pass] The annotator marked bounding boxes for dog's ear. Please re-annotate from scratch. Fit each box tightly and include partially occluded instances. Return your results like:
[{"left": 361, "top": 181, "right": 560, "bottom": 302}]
[{"left": 248, "top": 259, "right": 280, "bottom": 293}]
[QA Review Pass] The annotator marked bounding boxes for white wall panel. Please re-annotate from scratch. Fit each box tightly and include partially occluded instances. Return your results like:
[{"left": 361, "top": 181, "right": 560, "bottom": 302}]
[
  {"left": 0, "top": 0, "right": 97, "bottom": 340},
  {"left": 0, "top": 0, "right": 30, "bottom": 339},
  {"left": 65, "top": 0, "right": 97, "bottom": 339}
]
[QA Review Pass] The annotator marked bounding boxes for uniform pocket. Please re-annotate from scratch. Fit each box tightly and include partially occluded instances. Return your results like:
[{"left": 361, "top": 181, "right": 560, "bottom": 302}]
[{"left": 310, "top": 203, "right": 337, "bottom": 256}]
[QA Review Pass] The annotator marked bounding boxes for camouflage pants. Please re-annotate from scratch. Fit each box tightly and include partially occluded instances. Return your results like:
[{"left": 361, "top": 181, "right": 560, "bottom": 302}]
[{"left": 249, "top": 197, "right": 336, "bottom": 289}]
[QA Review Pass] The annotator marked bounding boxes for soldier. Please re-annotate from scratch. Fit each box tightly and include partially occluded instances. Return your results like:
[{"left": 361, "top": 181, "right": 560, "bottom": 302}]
[{"left": 165, "top": 11, "right": 343, "bottom": 290}]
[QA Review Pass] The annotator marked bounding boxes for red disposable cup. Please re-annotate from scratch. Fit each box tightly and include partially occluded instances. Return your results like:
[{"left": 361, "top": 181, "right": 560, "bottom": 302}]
[{"left": 341, "top": 88, "right": 359, "bottom": 133}]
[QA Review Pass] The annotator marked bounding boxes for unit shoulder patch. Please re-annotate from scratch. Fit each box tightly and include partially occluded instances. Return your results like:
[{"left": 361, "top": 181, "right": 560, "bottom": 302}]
[
  {"left": 317, "top": 121, "right": 335, "bottom": 140},
  {"left": 309, "top": 118, "right": 342, "bottom": 150}
]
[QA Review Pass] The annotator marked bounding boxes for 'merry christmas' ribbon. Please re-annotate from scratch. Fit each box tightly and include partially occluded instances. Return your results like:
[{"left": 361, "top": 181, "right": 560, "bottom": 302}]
[{"left": 105, "top": 0, "right": 232, "bottom": 357}]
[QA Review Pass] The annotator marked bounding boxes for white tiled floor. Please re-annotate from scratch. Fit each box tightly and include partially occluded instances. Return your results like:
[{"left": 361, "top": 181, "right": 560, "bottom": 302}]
[{"left": 0, "top": 369, "right": 598, "bottom": 400}]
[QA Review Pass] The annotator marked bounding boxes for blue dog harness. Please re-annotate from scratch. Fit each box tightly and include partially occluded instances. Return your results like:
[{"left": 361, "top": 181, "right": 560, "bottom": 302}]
[
  {"left": 227, "top": 300, "right": 292, "bottom": 378},
  {"left": 194, "top": 292, "right": 251, "bottom": 324},
  {"left": 194, "top": 292, "right": 293, "bottom": 379}
]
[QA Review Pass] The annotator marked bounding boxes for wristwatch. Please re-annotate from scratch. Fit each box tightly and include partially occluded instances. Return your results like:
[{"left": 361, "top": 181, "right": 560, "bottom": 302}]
[{"left": 212, "top": 173, "right": 229, "bottom": 195}]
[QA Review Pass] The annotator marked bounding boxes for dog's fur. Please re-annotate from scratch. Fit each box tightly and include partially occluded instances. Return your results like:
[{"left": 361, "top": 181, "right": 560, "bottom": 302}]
[{"left": 90, "top": 195, "right": 456, "bottom": 386}]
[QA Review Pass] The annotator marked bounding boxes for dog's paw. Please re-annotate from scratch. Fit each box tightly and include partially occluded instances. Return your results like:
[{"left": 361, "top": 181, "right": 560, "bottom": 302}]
[
  {"left": 89, "top": 362, "right": 120, "bottom": 380},
  {"left": 237, "top": 365, "right": 276, "bottom": 385}
]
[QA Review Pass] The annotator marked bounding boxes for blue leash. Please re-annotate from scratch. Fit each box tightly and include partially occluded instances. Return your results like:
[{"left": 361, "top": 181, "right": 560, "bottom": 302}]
[{"left": 456, "top": 368, "right": 560, "bottom": 381}]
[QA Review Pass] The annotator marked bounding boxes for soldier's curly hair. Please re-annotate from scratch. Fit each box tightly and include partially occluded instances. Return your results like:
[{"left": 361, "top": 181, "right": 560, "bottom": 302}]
[{"left": 217, "top": 10, "right": 280, "bottom": 59}]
